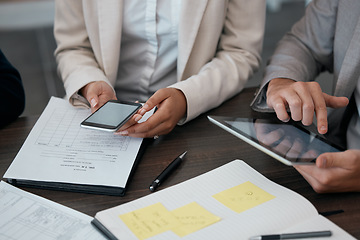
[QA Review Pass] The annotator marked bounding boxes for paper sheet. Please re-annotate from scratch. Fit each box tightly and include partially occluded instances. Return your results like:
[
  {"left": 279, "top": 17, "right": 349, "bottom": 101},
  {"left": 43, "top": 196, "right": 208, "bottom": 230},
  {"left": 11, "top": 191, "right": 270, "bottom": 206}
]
[
  {"left": 119, "top": 203, "right": 180, "bottom": 240},
  {"left": 0, "top": 181, "right": 106, "bottom": 240},
  {"left": 119, "top": 201, "right": 221, "bottom": 239},
  {"left": 4, "top": 97, "right": 151, "bottom": 188},
  {"left": 171, "top": 202, "right": 221, "bottom": 237},
  {"left": 212, "top": 181, "right": 275, "bottom": 213}
]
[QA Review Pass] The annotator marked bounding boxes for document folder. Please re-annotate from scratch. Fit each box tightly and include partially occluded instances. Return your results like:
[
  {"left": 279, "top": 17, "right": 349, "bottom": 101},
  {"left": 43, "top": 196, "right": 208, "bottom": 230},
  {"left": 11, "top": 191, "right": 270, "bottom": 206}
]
[{"left": 4, "top": 97, "right": 153, "bottom": 196}]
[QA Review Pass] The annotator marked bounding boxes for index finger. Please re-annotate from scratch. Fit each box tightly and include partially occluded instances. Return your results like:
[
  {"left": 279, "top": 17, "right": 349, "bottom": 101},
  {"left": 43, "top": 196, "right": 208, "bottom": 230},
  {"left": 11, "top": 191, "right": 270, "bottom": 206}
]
[
  {"left": 117, "top": 113, "right": 143, "bottom": 131},
  {"left": 117, "top": 111, "right": 167, "bottom": 138},
  {"left": 309, "top": 88, "right": 328, "bottom": 134},
  {"left": 140, "top": 89, "right": 169, "bottom": 114}
]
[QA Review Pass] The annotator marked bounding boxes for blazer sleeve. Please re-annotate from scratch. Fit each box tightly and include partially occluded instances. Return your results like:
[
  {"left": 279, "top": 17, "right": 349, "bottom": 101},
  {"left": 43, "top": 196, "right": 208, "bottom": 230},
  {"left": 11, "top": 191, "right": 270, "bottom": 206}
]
[
  {"left": 53, "top": 0, "right": 113, "bottom": 108},
  {"left": 0, "top": 50, "right": 25, "bottom": 127},
  {"left": 169, "top": 0, "right": 266, "bottom": 124},
  {"left": 251, "top": 0, "right": 339, "bottom": 112}
]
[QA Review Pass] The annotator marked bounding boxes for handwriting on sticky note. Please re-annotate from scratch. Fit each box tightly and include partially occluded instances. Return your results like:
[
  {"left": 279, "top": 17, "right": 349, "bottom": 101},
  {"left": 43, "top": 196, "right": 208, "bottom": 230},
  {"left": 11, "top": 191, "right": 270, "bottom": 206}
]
[
  {"left": 119, "top": 203, "right": 180, "bottom": 240},
  {"left": 213, "top": 181, "right": 275, "bottom": 213},
  {"left": 171, "top": 202, "right": 221, "bottom": 237}
]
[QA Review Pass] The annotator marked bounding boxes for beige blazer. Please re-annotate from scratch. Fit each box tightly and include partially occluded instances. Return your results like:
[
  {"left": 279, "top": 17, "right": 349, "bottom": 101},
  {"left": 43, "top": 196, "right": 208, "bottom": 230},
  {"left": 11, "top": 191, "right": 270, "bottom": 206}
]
[
  {"left": 54, "top": 0, "right": 266, "bottom": 123},
  {"left": 251, "top": 0, "right": 360, "bottom": 147}
]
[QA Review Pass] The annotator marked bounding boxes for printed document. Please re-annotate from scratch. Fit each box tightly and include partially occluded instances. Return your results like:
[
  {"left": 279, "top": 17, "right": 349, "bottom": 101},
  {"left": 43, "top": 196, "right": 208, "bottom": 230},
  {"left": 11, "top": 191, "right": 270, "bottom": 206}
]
[
  {"left": 4, "top": 97, "right": 151, "bottom": 190},
  {"left": 0, "top": 181, "right": 106, "bottom": 240}
]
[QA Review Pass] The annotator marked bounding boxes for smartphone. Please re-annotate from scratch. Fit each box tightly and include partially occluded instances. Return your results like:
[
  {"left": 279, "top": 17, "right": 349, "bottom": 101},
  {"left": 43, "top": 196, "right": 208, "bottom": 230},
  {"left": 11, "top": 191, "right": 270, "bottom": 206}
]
[{"left": 81, "top": 100, "right": 142, "bottom": 132}]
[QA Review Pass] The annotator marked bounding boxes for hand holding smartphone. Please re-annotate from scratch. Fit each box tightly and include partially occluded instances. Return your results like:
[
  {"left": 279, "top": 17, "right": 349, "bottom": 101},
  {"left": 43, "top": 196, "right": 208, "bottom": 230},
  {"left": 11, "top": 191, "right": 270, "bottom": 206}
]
[{"left": 81, "top": 100, "right": 142, "bottom": 132}]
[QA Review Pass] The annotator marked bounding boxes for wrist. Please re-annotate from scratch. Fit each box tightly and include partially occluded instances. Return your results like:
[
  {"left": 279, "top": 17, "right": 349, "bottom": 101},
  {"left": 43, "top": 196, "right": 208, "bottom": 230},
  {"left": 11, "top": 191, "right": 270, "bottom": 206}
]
[{"left": 79, "top": 83, "right": 91, "bottom": 99}]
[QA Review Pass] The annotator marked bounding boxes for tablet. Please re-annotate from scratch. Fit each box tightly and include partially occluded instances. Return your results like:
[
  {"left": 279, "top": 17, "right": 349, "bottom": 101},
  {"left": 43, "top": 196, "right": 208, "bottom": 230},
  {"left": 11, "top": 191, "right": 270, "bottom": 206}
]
[{"left": 208, "top": 115, "right": 344, "bottom": 166}]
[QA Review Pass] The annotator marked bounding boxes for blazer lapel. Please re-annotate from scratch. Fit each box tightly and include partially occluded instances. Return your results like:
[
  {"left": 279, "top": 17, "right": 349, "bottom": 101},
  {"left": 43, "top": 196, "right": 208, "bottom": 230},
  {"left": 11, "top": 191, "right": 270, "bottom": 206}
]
[
  {"left": 177, "top": 0, "right": 208, "bottom": 81},
  {"left": 335, "top": 15, "right": 360, "bottom": 98},
  {"left": 97, "top": 0, "right": 123, "bottom": 83}
]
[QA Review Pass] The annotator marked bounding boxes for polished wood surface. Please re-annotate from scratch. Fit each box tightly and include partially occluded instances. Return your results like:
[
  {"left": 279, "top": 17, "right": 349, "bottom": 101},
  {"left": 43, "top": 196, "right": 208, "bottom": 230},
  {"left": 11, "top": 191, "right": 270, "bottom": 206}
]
[{"left": 1, "top": 87, "right": 360, "bottom": 238}]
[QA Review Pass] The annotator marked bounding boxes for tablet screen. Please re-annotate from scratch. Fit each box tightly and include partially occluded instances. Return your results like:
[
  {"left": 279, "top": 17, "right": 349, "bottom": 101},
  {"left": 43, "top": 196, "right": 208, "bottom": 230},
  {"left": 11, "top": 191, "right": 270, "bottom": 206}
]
[{"left": 208, "top": 116, "right": 343, "bottom": 165}]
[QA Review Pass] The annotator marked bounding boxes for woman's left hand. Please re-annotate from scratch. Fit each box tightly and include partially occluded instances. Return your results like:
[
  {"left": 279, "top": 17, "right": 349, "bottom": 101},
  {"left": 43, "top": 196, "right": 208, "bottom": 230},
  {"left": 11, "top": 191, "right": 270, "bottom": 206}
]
[{"left": 116, "top": 88, "right": 187, "bottom": 138}]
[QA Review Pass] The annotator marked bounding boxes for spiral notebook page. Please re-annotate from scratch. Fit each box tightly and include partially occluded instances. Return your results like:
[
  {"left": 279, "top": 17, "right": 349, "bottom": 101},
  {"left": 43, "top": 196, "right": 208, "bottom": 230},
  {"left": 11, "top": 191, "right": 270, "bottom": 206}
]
[{"left": 93, "top": 160, "right": 354, "bottom": 239}]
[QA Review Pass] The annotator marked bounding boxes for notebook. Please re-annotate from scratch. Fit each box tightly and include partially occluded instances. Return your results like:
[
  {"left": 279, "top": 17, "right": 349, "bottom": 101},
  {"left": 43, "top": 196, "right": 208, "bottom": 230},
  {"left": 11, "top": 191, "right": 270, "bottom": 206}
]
[{"left": 91, "top": 160, "right": 355, "bottom": 240}]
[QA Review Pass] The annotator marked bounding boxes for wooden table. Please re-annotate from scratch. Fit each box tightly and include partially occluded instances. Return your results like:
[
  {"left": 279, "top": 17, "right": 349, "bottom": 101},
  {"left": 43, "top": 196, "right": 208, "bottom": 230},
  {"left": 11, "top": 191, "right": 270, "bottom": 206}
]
[{"left": 1, "top": 87, "right": 359, "bottom": 238}]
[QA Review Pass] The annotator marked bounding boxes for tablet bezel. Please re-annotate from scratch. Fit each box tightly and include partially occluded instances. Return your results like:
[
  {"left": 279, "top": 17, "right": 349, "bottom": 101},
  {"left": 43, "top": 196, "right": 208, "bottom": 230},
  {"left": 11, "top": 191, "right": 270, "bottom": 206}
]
[{"left": 208, "top": 115, "right": 344, "bottom": 166}]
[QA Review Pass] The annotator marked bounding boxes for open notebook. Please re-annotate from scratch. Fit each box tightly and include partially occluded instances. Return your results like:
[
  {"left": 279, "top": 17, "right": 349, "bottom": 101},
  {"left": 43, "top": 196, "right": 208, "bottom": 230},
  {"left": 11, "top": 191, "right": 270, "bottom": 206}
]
[
  {"left": 91, "top": 160, "right": 355, "bottom": 240},
  {"left": 4, "top": 97, "right": 153, "bottom": 196}
]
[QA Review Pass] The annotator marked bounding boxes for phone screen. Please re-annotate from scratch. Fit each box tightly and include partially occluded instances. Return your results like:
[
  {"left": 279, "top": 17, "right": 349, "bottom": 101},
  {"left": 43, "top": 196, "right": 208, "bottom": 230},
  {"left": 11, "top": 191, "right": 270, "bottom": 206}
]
[{"left": 81, "top": 101, "right": 142, "bottom": 131}]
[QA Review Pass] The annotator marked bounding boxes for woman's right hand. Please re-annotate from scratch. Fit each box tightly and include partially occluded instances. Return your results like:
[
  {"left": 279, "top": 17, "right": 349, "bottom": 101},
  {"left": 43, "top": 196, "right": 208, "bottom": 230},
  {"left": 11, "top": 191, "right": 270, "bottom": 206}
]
[{"left": 80, "top": 81, "right": 117, "bottom": 112}]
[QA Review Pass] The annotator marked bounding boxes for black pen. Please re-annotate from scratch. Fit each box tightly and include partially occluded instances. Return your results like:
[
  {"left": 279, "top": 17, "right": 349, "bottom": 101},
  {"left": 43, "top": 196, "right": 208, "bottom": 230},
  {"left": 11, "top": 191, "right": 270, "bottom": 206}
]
[
  {"left": 149, "top": 151, "right": 187, "bottom": 192},
  {"left": 249, "top": 230, "right": 332, "bottom": 240}
]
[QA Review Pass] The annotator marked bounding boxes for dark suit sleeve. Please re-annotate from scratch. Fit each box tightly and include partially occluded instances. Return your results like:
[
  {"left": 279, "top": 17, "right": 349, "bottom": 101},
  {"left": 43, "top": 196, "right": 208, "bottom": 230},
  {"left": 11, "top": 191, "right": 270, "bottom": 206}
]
[{"left": 0, "top": 49, "right": 25, "bottom": 127}]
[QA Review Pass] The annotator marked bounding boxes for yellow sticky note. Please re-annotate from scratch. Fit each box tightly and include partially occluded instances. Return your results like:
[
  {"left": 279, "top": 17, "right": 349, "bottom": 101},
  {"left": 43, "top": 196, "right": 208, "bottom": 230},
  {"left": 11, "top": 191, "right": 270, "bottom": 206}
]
[
  {"left": 171, "top": 202, "right": 221, "bottom": 237},
  {"left": 213, "top": 181, "right": 275, "bottom": 213},
  {"left": 119, "top": 203, "right": 180, "bottom": 240}
]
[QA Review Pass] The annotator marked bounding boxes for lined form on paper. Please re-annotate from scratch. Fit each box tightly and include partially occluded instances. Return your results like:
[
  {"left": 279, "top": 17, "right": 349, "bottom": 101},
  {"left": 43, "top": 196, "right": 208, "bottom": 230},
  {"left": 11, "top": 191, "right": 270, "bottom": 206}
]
[
  {"left": 35, "top": 107, "right": 131, "bottom": 151},
  {"left": 34, "top": 106, "right": 132, "bottom": 165},
  {"left": 4, "top": 97, "right": 150, "bottom": 189},
  {"left": 0, "top": 181, "right": 106, "bottom": 240}
]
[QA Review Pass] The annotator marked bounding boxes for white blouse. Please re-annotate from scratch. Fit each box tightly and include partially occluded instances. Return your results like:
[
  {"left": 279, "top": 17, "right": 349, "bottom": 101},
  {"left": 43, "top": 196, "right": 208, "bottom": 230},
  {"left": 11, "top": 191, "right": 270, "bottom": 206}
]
[{"left": 116, "top": 0, "right": 181, "bottom": 102}]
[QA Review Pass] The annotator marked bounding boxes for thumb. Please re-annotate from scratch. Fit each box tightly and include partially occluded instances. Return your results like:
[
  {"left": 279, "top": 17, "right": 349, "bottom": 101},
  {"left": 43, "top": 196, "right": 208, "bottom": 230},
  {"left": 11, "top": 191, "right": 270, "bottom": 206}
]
[
  {"left": 83, "top": 84, "right": 100, "bottom": 109},
  {"left": 87, "top": 94, "right": 99, "bottom": 109},
  {"left": 316, "top": 152, "right": 343, "bottom": 168},
  {"left": 323, "top": 93, "right": 349, "bottom": 109}
]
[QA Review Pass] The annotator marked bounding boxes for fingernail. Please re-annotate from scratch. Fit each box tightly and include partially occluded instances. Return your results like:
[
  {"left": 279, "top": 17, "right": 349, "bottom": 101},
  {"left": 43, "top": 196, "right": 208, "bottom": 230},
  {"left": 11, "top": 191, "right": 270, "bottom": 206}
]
[
  {"left": 90, "top": 98, "right": 97, "bottom": 108},
  {"left": 143, "top": 103, "right": 149, "bottom": 109},
  {"left": 134, "top": 115, "right": 142, "bottom": 122},
  {"left": 283, "top": 118, "right": 290, "bottom": 122},
  {"left": 118, "top": 130, "right": 128, "bottom": 136},
  {"left": 319, "top": 158, "right": 327, "bottom": 168},
  {"left": 320, "top": 125, "right": 327, "bottom": 133},
  {"left": 139, "top": 109, "right": 146, "bottom": 115}
]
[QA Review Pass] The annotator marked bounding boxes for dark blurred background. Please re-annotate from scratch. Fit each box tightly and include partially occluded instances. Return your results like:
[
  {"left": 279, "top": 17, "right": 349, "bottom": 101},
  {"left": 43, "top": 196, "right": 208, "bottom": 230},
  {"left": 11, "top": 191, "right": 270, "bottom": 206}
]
[{"left": 1, "top": 0, "right": 326, "bottom": 117}]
